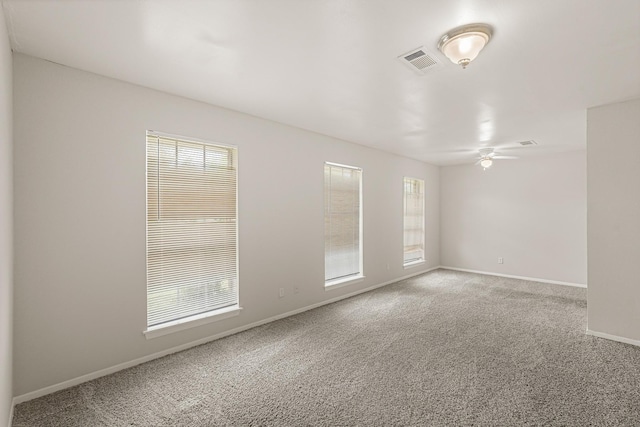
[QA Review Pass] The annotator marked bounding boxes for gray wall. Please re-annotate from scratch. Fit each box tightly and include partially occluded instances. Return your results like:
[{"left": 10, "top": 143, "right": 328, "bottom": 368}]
[
  {"left": 12, "top": 54, "right": 440, "bottom": 397},
  {"left": 0, "top": 5, "right": 13, "bottom": 425},
  {"left": 440, "top": 151, "right": 587, "bottom": 285},
  {"left": 587, "top": 97, "right": 640, "bottom": 342}
]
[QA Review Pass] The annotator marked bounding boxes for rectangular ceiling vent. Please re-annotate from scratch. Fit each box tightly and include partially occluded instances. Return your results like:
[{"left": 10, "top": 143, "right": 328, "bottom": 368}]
[
  {"left": 398, "top": 47, "right": 441, "bottom": 74},
  {"left": 518, "top": 140, "right": 538, "bottom": 146}
]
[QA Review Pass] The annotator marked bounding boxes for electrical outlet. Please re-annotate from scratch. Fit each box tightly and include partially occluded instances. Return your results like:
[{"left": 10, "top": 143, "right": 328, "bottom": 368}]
[
  {"left": 386, "top": 263, "right": 390, "bottom": 270},
  {"left": 279, "top": 288, "right": 284, "bottom": 298},
  {"left": 498, "top": 257, "right": 503, "bottom": 264},
  {"left": 294, "top": 286, "right": 300, "bottom": 294}
]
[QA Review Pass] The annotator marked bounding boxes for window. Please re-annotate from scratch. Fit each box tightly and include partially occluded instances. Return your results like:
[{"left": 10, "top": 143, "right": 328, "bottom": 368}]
[
  {"left": 403, "top": 177, "right": 425, "bottom": 265},
  {"left": 324, "top": 162, "right": 362, "bottom": 285},
  {"left": 146, "top": 132, "right": 238, "bottom": 331}
]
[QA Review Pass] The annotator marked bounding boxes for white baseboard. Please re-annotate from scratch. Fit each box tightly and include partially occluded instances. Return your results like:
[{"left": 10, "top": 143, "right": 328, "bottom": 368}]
[
  {"left": 12, "top": 266, "right": 439, "bottom": 405},
  {"left": 7, "top": 398, "right": 15, "bottom": 427},
  {"left": 439, "top": 266, "right": 586, "bottom": 288},
  {"left": 585, "top": 329, "right": 640, "bottom": 347}
]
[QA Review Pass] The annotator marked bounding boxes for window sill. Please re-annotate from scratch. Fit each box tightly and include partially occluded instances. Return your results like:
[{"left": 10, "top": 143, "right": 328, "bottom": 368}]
[
  {"left": 325, "top": 275, "right": 365, "bottom": 291},
  {"left": 403, "top": 259, "right": 426, "bottom": 269},
  {"left": 143, "top": 305, "right": 242, "bottom": 339}
]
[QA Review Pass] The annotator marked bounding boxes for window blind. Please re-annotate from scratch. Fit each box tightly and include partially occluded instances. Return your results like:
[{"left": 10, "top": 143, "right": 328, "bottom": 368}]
[
  {"left": 324, "top": 163, "right": 362, "bottom": 282},
  {"left": 146, "top": 133, "right": 238, "bottom": 328},
  {"left": 403, "top": 177, "right": 425, "bottom": 264}
]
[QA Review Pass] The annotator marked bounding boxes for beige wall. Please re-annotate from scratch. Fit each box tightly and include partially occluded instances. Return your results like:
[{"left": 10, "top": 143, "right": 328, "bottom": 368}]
[
  {"left": 12, "top": 53, "right": 440, "bottom": 397},
  {"left": 0, "top": 5, "right": 13, "bottom": 425},
  {"left": 440, "top": 151, "right": 587, "bottom": 285},
  {"left": 587, "top": 98, "right": 640, "bottom": 342}
]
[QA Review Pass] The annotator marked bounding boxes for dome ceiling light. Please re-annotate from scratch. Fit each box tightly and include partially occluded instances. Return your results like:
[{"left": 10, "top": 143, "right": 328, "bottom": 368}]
[{"left": 438, "top": 23, "right": 493, "bottom": 69}]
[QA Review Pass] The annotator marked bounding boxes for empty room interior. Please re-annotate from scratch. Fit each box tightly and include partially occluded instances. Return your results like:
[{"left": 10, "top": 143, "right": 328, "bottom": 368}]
[{"left": 1, "top": 0, "right": 640, "bottom": 426}]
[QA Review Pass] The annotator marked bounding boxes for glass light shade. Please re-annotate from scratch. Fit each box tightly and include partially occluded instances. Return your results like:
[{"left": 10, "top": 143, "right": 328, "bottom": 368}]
[
  {"left": 480, "top": 158, "right": 493, "bottom": 169},
  {"left": 438, "top": 24, "right": 492, "bottom": 68}
]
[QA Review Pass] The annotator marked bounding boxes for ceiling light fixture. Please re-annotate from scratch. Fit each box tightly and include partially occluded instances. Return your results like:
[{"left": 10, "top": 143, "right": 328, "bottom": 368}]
[
  {"left": 438, "top": 23, "right": 493, "bottom": 69},
  {"left": 479, "top": 157, "right": 493, "bottom": 169}
]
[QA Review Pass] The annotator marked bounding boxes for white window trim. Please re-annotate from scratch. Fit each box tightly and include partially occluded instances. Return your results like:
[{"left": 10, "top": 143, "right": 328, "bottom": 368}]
[
  {"left": 325, "top": 275, "right": 366, "bottom": 290},
  {"left": 403, "top": 259, "right": 426, "bottom": 269},
  {"left": 144, "top": 305, "right": 242, "bottom": 339},
  {"left": 325, "top": 161, "right": 361, "bottom": 170}
]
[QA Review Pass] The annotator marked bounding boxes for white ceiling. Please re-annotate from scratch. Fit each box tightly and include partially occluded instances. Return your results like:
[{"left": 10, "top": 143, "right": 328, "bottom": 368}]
[{"left": 3, "top": 0, "right": 639, "bottom": 165}]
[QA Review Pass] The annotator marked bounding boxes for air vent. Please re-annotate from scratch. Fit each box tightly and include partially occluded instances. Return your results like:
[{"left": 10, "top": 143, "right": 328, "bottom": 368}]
[
  {"left": 518, "top": 140, "right": 538, "bottom": 146},
  {"left": 398, "top": 47, "right": 441, "bottom": 74}
]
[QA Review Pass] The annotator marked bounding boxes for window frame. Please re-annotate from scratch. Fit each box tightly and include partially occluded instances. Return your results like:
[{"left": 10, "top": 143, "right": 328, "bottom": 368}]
[
  {"left": 143, "top": 130, "right": 241, "bottom": 339},
  {"left": 324, "top": 161, "right": 364, "bottom": 289},
  {"left": 403, "top": 176, "right": 426, "bottom": 268}
]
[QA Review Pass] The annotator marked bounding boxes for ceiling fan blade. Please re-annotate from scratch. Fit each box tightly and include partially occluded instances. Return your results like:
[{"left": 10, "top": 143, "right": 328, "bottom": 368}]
[
  {"left": 474, "top": 160, "right": 481, "bottom": 165},
  {"left": 493, "top": 156, "right": 518, "bottom": 160}
]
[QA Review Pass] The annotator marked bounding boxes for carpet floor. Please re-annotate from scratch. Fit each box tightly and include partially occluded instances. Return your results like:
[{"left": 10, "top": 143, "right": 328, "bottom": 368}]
[{"left": 12, "top": 269, "right": 640, "bottom": 426}]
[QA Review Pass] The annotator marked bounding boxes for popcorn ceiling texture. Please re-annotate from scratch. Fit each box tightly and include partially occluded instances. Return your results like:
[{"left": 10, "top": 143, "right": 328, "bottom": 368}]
[{"left": 12, "top": 270, "right": 640, "bottom": 426}]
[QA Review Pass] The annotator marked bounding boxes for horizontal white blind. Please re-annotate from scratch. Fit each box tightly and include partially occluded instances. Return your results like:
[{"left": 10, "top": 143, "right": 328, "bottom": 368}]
[
  {"left": 403, "top": 177, "right": 425, "bottom": 264},
  {"left": 324, "top": 163, "right": 361, "bottom": 282},
  {"left": 147, "top": 133, "right": 238, "bottom": 327}
]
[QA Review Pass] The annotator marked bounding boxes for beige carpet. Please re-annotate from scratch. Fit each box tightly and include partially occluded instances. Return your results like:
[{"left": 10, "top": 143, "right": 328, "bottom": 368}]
[{"left": 12, "top": 269, "right": 640, "bottom": 426}]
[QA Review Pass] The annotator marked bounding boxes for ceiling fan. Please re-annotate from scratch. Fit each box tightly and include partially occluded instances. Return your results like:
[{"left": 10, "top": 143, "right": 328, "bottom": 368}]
[{"left": 476, "top": 148, "right": 518, "bottom": 170}]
